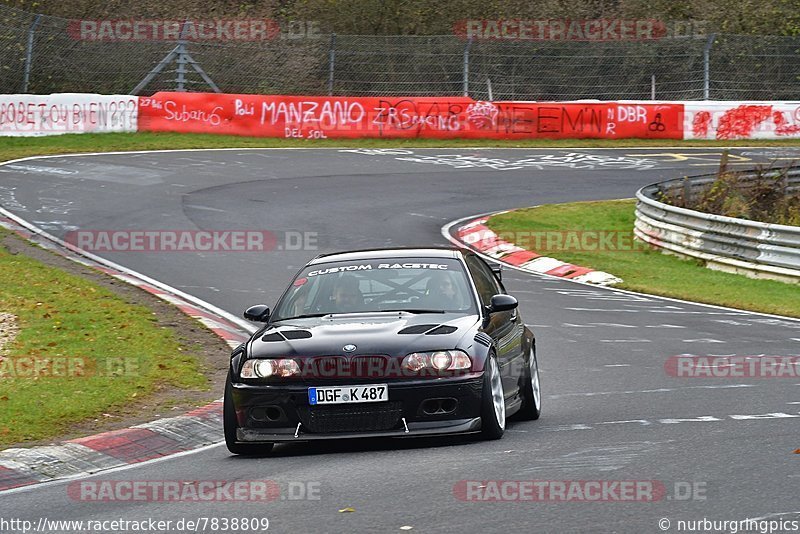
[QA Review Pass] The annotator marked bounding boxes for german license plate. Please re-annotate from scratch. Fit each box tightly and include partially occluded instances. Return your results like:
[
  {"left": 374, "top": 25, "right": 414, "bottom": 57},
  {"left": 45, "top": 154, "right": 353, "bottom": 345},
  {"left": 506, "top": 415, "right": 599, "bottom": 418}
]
[{"left": 308, "top": 384, "right": 388, "bottom": 405}]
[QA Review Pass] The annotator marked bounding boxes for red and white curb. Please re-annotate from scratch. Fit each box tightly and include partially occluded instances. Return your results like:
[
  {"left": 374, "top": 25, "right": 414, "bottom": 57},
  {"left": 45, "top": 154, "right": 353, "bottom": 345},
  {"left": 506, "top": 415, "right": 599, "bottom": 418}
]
[
  {"left": 0, "top": 403, "right": 224, "bottom": 491},
  {"left": 0, "top": 208, "right": 256, "bottom": 492},
  {"left": 451, "top": 215, "right": 622, "bottom": 286}
]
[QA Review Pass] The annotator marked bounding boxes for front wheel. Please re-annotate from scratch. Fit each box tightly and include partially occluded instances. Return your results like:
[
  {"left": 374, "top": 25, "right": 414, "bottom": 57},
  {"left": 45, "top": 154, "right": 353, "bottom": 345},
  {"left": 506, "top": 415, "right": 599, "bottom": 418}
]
[
  {"left": 518, "top": 348, "right": 541, "bottom": 421},
  {"left": 224, "top": 371, "right": 274, "bottom": 455},
  {"left": 479, "top": 354, "right": 506, "bottom": 440}
]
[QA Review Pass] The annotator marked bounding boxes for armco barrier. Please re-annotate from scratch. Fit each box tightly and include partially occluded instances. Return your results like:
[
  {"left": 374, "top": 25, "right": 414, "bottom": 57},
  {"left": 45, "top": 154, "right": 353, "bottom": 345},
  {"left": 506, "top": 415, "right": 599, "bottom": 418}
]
[
  {"left": 4, "top": 93, "right": 800, "bottom": 141},
  {"left": 634, "top": 169, "right": 800, "bottom": 283},
  {"left": 0, "top": 93, "right": 138, "bottom": 136},
  {"left": 137, "top": 93, "right": 683, "bottom": 139}
]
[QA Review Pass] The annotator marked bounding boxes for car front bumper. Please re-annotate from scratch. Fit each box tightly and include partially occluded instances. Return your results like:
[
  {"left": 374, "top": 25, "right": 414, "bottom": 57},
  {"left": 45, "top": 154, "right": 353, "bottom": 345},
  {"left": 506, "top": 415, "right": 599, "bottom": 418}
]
[
  {"left": 231, "top": 375, "right": 484, "bottom": 443},
  {"left": 237, "top": 418, "right": 482, "bottom": 442}
]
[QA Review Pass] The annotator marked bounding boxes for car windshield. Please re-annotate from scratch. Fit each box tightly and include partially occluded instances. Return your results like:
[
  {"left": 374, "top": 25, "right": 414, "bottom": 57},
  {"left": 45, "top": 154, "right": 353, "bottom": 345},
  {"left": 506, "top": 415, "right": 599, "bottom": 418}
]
[{"left": 271, "top": 257, "right": 478, "bottom": 320}]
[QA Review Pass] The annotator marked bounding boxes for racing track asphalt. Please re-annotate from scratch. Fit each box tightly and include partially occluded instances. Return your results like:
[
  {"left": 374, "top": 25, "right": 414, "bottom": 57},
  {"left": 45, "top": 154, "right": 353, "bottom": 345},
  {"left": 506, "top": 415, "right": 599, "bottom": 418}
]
[{"left": 0, "top": 147, "right": 798, "bottom": 533}]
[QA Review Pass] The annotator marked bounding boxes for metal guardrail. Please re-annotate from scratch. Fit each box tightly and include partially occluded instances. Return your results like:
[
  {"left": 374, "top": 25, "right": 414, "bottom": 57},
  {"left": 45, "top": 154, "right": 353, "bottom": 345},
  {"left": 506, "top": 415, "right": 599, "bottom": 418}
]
[{"left": 634, "top": 168, "right": 800, "bottom": 283}]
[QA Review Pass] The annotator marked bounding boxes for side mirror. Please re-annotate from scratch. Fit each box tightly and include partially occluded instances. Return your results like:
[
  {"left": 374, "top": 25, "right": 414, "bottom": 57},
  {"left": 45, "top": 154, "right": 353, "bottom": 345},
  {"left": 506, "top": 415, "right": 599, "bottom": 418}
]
[
  {"left": 490, "top": 264, "right": 502, "bottom": 281},
  {"left": 487, "top": 294, "right": 517, "bottom": 314},
  {"left": 243, "top": 304, "right": 271, "bottom": 322}
]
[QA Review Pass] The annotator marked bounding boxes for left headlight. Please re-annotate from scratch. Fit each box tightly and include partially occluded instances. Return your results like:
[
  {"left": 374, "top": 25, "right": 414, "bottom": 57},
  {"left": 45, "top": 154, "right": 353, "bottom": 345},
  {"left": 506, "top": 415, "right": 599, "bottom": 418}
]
[
  {"left": 241, "top": 358, "right": 300, "bottom": 378},
  {"left": 402, "top": 350, "right": 472, "bottom": 372}
]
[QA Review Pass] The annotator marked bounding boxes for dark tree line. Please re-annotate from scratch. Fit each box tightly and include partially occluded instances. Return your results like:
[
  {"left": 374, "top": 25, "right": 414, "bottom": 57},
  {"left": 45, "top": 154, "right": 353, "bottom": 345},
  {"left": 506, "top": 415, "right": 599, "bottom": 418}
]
[{"left": 6, "top": 0, "right": 800, "bottom": 36}]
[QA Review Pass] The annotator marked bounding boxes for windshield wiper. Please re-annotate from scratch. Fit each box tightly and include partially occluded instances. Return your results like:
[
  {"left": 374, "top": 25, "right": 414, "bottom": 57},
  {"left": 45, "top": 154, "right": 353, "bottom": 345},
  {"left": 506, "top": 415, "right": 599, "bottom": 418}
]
[{"left": 378, "top": 308, "right": 446, "bottom": 314}]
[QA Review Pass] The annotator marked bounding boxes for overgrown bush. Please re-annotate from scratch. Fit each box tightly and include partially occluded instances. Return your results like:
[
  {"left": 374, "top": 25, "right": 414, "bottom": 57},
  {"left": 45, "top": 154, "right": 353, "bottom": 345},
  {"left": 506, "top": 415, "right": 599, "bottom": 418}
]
[{"left": 661, "top": 165, "right": 800, "bottom": 226}]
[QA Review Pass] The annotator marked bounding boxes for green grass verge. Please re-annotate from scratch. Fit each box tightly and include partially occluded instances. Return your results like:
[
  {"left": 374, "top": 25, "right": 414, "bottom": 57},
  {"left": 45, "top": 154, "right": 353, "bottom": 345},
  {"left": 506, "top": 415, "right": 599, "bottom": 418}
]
[
  {"left": 487, "top": 199, "right": 800, "bottom": 318},
  {"left": 0, "top": 228, "right": 209, "bottom": 445},
  {"left": 1, "top": 131, "right": 800, "bottom": 162}
]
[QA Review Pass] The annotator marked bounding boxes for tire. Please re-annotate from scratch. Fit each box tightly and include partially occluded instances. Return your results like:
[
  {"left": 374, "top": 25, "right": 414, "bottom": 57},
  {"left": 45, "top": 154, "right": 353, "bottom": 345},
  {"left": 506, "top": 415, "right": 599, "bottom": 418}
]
[
  {"left": 224, "top": 371, "right": 274, "bottom": 455},
  {"left": 517, "top": 347, "right": 541, "bottom": 421},
  {"left": 479, "top": 353, "right": 506, "bottom": 440}
]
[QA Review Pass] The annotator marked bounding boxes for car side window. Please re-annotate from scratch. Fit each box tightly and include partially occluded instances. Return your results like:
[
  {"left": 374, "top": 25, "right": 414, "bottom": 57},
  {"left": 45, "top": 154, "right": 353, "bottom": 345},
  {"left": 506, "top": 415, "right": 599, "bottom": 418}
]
[{"left": 465, "top": 255, "right": 503, "bottom": 306}]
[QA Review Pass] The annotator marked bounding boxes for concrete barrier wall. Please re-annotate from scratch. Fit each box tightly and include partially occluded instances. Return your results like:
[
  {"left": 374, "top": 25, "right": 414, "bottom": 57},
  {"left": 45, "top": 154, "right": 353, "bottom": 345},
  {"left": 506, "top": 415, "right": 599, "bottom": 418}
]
[{"left": 5, "top": 93, "right": 800, "bottom": 142}]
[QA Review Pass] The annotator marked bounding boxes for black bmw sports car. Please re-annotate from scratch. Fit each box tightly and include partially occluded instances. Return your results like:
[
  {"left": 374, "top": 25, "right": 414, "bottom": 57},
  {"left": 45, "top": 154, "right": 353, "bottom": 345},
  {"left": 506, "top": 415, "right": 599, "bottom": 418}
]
[{"left": 224, "top": 247, "right": 541, "bottom": 454}]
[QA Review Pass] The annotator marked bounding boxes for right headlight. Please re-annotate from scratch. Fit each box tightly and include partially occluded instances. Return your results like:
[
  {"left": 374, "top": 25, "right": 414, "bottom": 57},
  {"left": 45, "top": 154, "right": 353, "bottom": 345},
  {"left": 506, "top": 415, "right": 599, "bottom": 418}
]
[{"left": 402, "top": 350, "right": 472, "bottom": 372}]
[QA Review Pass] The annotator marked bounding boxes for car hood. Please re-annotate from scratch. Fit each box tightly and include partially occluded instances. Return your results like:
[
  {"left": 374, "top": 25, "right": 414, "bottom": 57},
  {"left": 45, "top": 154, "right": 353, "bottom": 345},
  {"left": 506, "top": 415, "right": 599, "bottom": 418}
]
[{"left": 249, "top": 312, "right": 481, "bottom": 358}]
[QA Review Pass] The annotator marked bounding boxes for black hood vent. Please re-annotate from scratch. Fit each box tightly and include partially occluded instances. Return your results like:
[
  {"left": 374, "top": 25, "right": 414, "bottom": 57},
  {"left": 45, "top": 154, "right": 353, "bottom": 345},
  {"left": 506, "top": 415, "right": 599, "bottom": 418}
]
[
  {"left": 427, "top": 325, "right": 457, "bottom": 335},
  {"left": 398, "top": 324, "right": 439, "bottom": 335},
  {"left": 262, "top": 330, "right": 312, "bottom": 342},
  {"left": 398, "top": 324, "right": 458, "bottom": 335},
  {"left": 282, "top": 330, "right": 312, "bottom": 340}
]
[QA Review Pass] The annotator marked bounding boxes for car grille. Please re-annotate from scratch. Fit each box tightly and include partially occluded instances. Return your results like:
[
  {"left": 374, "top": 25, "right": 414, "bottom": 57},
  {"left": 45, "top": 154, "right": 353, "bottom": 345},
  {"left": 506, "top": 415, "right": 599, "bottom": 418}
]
[{"left": 298, "top": 402, "right": 403, "bottom": 433}]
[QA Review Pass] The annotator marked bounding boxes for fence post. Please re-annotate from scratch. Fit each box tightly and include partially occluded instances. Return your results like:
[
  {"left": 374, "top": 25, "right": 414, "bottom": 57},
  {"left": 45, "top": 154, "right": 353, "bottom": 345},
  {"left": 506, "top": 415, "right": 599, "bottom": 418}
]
[
  {"left": 174, "top": 21, "right": 191, "bottom": 92},
  {"left": 651, "top": 74, "right": 656, "bottom": 100},
  {"left": 21, "top": 14, "right": 42, "bottom": 93},
  {"left": 703, "top": 33, "right": 716, "bottom": 100},
  {"left": 175, "top": 46, "right": 187, "bottom": 92},
  {"left": 132, "top": 19, "right": 219, "bottom": 95},
  {"left": 462, "top": 37, "right": 472, "bottom": 97},
  {"left": 328, "top": 33, "right": 336, "bottom": 96}
]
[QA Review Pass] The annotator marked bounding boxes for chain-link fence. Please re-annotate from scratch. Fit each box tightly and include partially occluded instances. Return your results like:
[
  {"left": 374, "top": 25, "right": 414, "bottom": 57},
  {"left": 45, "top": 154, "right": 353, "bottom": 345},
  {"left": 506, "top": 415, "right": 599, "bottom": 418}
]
[{"left": 2, "top": 4, "right": 799, "bottom": 100}]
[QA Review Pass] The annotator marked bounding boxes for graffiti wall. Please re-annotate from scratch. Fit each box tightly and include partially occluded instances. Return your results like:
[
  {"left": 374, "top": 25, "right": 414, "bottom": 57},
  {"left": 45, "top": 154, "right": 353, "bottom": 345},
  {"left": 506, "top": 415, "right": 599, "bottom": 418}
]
[
  {"left": 137, "top": 93, "right": 684, "bottom": 140},
  {"left": 4, "top": 92, "right": 800, "bottom": 141},
  {"left": 685, "top": 102, "right": 800, "bottom": 140},
  {"left": 138, "top": 93, "right": 475, "bottom": 139},
  {"left": 0, "top": 94, "right": 138, "bottom": 136}
]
